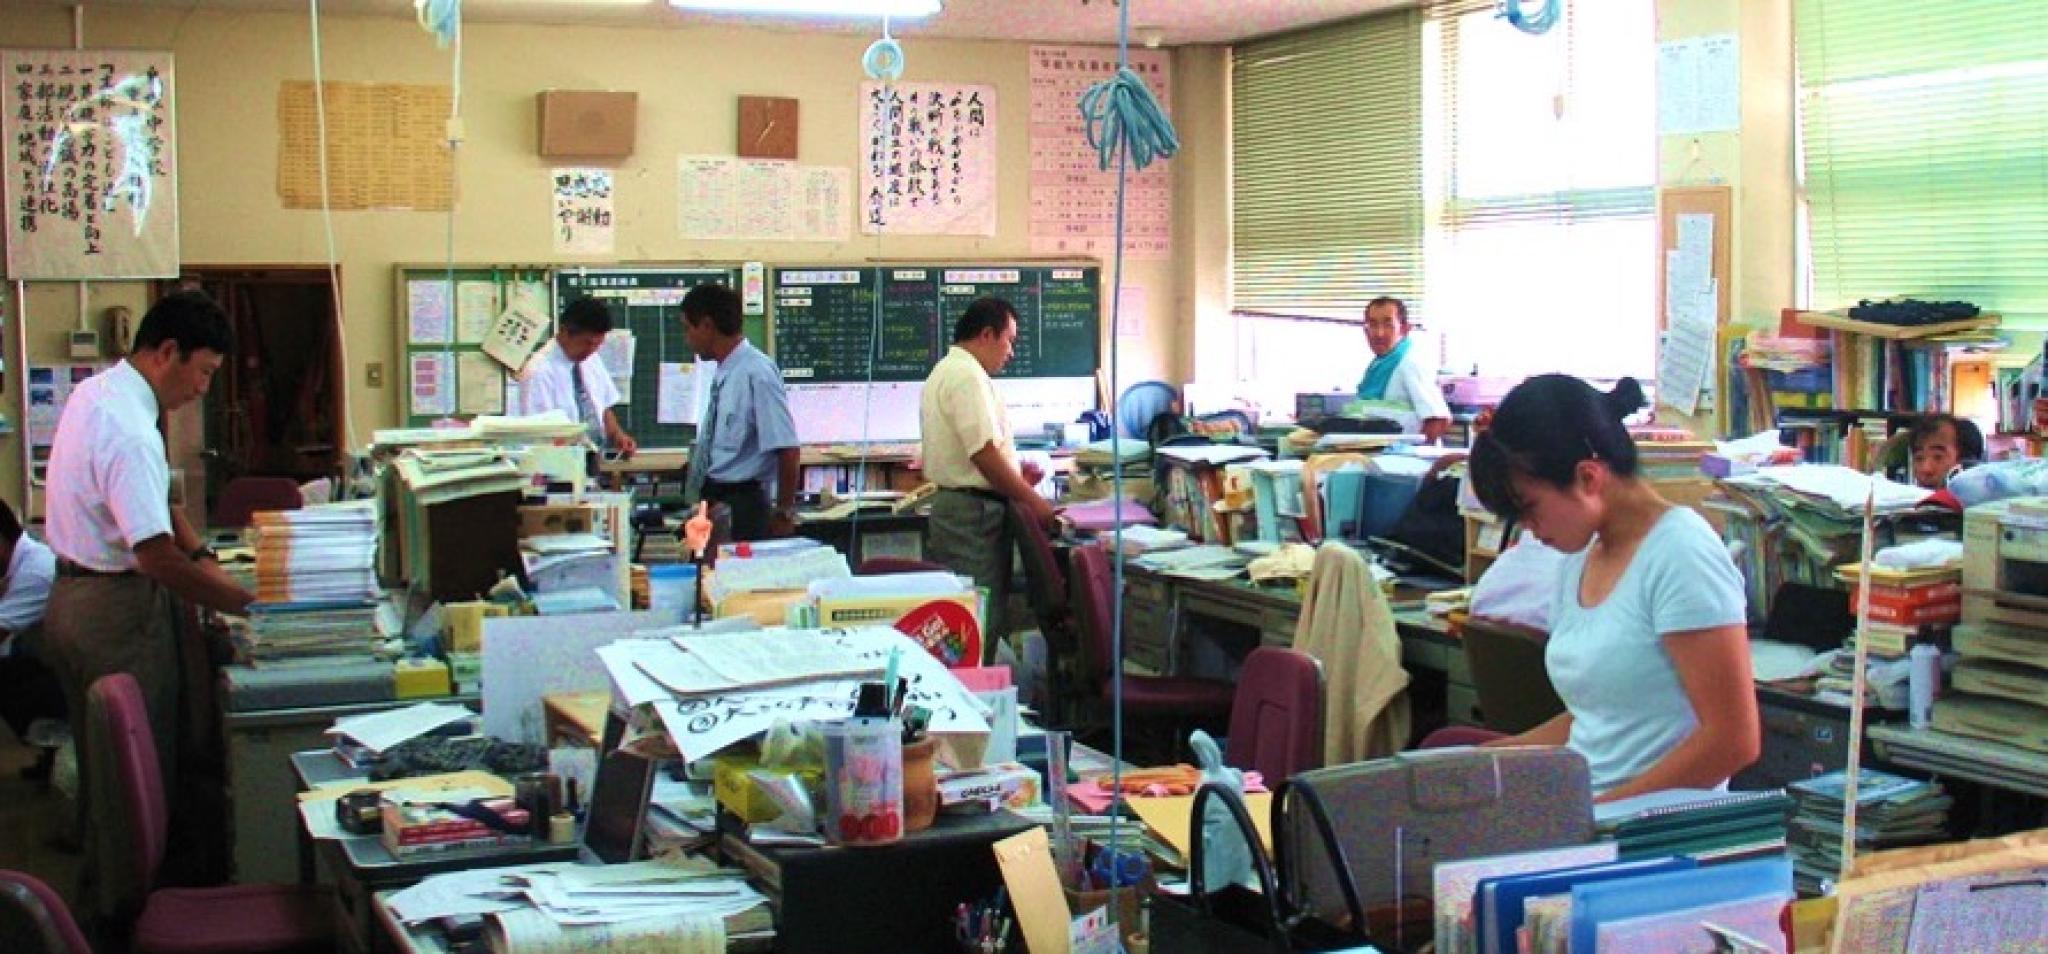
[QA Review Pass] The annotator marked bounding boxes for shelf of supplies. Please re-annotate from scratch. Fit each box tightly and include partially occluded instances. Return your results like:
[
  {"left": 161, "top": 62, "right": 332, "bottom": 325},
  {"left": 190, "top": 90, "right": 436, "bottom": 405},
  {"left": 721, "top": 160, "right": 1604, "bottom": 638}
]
[{"left": 1792, "top": 310, "right": 2000, "bottom": 340}]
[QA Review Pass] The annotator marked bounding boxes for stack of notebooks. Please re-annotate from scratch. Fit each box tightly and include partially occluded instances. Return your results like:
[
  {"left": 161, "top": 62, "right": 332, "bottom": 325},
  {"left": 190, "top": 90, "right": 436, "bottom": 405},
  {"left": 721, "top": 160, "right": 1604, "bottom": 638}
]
[
  {"left": 251, "top": 500, "right": 380, "bottom": 603},
  {"left": 241, "top": 500, "right": 383, "bottom": 665},
  {"left": 1785, "top": 769, "right": 1950, "bottom": 895},
  {"left": 1628, "top": 428, "right": 1714, "bottom": 482},
  {"left": 1433, "top": 844, "right": 1792, "bottom": 954},
  {"left": 1594, "top": 788, "right": 1792, "bottom": 862}
]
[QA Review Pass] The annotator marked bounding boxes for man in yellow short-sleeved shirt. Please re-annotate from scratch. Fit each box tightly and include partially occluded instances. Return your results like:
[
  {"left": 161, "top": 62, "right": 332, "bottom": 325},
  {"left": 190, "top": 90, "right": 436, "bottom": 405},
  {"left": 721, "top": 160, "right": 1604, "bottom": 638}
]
[{"left": 919, "top": 297, "right": 1056, "bottom": 662}]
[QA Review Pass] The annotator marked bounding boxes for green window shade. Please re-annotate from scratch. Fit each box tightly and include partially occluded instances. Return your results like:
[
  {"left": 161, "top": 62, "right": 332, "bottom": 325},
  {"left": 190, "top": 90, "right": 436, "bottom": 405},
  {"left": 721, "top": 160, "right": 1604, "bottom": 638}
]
[
  {"left": 1798, "top": 0, "right": 2048, "bottom": 332},
  {"left": 1232, "top": 10, "right": 1422, "bottom": 321}
]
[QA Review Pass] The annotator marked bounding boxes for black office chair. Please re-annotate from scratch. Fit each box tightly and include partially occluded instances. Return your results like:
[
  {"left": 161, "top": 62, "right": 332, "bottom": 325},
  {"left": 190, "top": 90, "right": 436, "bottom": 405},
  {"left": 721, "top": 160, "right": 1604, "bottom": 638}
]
[{"left": 1461, "top": 617, "right": 1566, "bottom": 735}]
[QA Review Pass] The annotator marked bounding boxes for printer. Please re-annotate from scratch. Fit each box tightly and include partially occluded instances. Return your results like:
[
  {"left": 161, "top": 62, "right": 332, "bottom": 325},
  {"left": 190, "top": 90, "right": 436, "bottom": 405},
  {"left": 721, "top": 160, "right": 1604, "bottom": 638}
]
[
  {"left": 1961, "top": 497, "right": 2048, "bottom": 627},
  {"left": 1948, "top": 497, "right": 2048, "bottom": 752}
]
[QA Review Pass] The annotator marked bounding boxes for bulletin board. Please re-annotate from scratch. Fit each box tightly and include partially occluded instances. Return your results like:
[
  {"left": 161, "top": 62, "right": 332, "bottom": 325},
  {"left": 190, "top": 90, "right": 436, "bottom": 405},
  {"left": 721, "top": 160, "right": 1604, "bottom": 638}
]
[
  {"left": 395, "top": 265, "right": 554, "bottom": 427},
  {"left": 1657, "top": 185, "right": 1733, "bottom": 330},
  {"left": 1655, "top": 185, "right": 1733, "bottom": 421},
  {"left": 552, "top": 265, "right": 746, "bottom": 449}
]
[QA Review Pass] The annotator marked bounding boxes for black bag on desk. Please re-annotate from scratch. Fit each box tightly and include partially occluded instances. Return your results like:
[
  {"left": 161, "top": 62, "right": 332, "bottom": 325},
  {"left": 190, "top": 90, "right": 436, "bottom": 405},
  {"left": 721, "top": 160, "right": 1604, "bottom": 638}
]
[{"left": 1150, "top": 783, "right": 1371, "bottom": 953}]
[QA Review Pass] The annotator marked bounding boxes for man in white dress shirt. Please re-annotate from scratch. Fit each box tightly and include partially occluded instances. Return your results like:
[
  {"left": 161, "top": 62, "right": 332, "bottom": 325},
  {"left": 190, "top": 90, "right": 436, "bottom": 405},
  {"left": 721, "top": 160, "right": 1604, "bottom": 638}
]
[
  {"left": 41, "top": 290, "right": 256, "bottom": 924},
  {"left": 0, "top": 498, "right": 59, "bottom": 781},
  {"left": 518, "top": 296, "right": 638, "bottom": 459},
  {"left": 1356, "top": 296, "right": 1452, "bottom": 442}
]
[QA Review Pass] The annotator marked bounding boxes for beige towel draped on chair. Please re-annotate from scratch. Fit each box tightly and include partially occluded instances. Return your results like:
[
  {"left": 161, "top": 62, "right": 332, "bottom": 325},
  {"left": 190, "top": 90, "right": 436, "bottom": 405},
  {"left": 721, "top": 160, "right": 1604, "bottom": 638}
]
[{"left": 1292, "top": 542, "right": 1411, "bottom": 764}]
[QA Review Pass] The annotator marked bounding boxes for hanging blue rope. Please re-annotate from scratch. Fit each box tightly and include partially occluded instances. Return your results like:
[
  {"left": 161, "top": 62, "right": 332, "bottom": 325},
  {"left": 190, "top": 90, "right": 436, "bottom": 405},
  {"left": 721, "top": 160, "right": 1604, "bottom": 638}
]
[
  {"left": 414, "top": 0, "right": 461, "bottom": 47},
  {"left": 1078, "top": 67, "right": 1179, "bottom": 173},
  {"left": 1498, "top": 0, "right": 1561, "bottom": 35}
]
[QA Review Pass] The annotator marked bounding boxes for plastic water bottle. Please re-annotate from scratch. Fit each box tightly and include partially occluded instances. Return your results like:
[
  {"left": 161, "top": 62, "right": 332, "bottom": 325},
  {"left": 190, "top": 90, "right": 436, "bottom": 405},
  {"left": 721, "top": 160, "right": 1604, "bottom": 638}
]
[{"left": 1909, "top": 643, "right": 1941, "bottom": 729}]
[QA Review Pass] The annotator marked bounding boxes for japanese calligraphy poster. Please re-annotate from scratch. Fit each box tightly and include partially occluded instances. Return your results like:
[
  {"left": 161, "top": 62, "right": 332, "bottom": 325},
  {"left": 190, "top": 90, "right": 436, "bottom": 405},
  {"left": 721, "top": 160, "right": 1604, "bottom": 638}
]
[
  {"left": 860, "top": 82, "right": 996, "bottom": 237},
  {"left": 677, "top": 155, "right": 850, "bottom": 242},
  {"left": 1029, "top": 46, "right": 1171, "bottom": 259},
  {"left": 3, "top": 50, "right": 179, "bottom": 280},
  {"left": 551, "top": 167, "right": 614, "bottom": 256}
]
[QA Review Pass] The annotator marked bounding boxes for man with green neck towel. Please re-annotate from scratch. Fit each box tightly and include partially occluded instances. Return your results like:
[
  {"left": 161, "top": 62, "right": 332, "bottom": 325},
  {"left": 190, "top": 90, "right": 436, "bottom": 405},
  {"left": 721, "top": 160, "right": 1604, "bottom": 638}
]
[{"left": 1356, "top": 296, "right": 1451, "bottom": 442}]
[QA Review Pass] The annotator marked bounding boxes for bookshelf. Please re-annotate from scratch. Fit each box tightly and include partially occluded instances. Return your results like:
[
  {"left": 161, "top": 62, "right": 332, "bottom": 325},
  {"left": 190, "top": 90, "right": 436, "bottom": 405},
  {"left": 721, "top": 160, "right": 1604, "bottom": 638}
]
[{"left": 1788, "top": 310, "right": 2000, "bottom": 341}]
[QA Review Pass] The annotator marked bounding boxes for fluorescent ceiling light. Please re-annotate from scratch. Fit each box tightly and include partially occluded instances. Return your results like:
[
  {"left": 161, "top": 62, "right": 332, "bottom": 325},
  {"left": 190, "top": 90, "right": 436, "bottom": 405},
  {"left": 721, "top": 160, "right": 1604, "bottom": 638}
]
[{"left": 668, "top": 0, "right": 940, "bottom": 17}]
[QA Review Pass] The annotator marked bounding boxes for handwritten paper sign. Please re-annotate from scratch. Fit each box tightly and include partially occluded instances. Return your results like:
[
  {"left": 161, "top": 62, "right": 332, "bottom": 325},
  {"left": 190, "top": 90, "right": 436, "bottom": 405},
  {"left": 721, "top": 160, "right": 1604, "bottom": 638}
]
[
  {"left": 3, "top": 50, "right": 179, "bottom": 279},
  {"left": 551, "top": 167, "right": 614, "bottom": 255},
  {"left": 646, "top": 627, "right": 990, "bottom": 762},
  {"left": 482, "top": 303, "right": 549, "bottom": 373},
  {"left": 860, "top": 82, "right": 997, "bottom": 236}
]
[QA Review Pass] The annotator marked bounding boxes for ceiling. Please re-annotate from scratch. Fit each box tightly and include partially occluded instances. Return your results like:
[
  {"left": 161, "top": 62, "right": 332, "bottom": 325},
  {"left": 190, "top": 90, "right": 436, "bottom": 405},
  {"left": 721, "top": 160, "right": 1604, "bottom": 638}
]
[{"left": 18, "top": 0, "right": 1412, "bottom": 45}]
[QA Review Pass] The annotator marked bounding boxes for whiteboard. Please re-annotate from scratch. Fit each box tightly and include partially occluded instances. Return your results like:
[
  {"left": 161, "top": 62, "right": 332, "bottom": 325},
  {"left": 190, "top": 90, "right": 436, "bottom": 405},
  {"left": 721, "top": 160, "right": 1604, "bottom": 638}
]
[
  {"left": 2, "top": 50, "right": 180, "bottom": 279},
  {"left": 787, "top": 375, "right": 1096, "bottom": 445}
]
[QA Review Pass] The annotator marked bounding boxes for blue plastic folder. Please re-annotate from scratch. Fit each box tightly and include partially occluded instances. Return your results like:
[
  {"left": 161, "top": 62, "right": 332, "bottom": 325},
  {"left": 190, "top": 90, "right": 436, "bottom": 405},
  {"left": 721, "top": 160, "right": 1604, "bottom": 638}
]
[
  {"left": 1477, "top": 857, "right": 1697, "bottom": 954},
  {"left": 1568, "top": 857, "right": 1792, "bottom": 954}
]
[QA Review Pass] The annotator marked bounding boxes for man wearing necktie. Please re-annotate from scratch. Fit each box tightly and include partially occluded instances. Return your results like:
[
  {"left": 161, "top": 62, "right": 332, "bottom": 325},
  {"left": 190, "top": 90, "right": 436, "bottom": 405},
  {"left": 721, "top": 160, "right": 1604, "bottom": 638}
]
[
  {"left": 517, "top": 296, "right": 639, "bottom": 461},
  {"left": 680, "top": 283, "right": 801, "bottom": 541}
]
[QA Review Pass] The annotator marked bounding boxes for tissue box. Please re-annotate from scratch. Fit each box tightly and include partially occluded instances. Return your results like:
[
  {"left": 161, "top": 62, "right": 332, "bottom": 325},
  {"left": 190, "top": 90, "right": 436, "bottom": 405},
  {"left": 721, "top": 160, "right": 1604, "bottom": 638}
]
[
  {"left": 937, "top": 762, "right": 1042, "bottom": 813},
  {"left": 713, "top": 753, "right": 822, "bottom": 824},
  {"left": 393, "top": 657, "right": 452, "bottom": 698}
]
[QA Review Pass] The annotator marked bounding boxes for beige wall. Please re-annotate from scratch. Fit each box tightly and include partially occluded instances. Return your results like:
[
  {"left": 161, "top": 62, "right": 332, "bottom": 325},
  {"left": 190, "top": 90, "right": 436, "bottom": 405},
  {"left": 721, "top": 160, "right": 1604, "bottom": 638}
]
[
  {"left": 0, "top": 8, "right": 1195, "bottom": 509},
  {"left": 1656, "top": 0, "right": 1798, "bottom": 435}
]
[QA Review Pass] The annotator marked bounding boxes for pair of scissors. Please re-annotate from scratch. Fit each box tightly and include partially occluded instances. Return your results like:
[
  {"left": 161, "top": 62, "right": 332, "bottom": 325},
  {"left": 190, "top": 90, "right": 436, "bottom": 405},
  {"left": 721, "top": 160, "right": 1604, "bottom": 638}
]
[{"left": 1089, "top": 845, "right": 1150, "bottom": 889}]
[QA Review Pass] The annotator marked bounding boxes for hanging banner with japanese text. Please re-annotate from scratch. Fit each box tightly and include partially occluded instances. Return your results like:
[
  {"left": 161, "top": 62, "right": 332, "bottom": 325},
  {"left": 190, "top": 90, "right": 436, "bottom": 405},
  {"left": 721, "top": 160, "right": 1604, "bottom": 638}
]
[
  {"left": 4, "top": 50, "right": 179, "bottom": 279},
  {"left": 859, "top": 82, "right": 997, "bottom": 237}
]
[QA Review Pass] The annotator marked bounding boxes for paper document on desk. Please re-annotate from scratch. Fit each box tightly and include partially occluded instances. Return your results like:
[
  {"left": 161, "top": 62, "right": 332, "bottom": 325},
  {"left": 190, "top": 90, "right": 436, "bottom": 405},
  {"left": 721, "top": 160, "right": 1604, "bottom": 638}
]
[
  {"left": 327, "top": 701, "right": 474, "bottom": 753},
  {"left": 641, "top": 630, "right": 883, "bottom": 694},
  {"left": 1154, "top": 444, "right": 1269, "bottom": 467},
  {"left": 490, "top": 908, "right": 722, "bottom": 952},
  {"left": 707, "top": 545, "right": 850, "bottom": 602}
]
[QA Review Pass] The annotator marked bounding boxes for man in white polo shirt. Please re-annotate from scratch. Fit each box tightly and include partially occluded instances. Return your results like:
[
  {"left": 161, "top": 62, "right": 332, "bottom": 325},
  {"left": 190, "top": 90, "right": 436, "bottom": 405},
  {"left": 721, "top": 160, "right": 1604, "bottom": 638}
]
[{"left": 42, "top": 290, "right": 255, "bottom": 919}]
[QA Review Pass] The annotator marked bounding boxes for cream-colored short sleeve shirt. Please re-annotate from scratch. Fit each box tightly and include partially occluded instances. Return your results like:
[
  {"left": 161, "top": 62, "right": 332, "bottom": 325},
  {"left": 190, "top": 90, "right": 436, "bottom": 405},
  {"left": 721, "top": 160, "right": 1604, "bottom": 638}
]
[{"left": 919, "top": 346, "right": 1013, "bottom": 490}]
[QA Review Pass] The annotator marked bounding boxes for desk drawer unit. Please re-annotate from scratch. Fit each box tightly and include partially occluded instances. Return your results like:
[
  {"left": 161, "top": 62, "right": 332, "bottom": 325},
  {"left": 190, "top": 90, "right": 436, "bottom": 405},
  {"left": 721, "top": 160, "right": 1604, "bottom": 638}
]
[
  {"left": 1123, "top": 576, "right": 1174, "bottom": 673},
  {"left": 1736, "top": 700, "right": 1853, "bottom": 791}
]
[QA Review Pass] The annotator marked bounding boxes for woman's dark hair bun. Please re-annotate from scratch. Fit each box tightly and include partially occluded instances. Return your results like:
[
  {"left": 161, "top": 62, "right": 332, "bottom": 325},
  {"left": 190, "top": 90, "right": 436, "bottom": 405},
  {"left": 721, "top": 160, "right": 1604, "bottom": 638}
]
[{"left": 1602, "top": 377, "right": 1645, "bottom": 422}]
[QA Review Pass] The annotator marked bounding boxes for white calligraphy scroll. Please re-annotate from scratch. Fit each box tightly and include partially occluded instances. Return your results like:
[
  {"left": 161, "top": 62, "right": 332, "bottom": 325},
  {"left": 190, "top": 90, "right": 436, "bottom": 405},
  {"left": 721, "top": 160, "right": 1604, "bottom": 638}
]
[
  {"left": 860, "top": 82, "right": 997, "bottom": 237},
  {"left": 3, "top": 50, "right": 179, "bottom": 279}
]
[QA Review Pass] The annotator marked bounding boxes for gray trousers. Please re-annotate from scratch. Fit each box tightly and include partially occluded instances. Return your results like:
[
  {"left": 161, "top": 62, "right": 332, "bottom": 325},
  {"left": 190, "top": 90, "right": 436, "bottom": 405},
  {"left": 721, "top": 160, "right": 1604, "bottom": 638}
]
[
  {"left": 43, "top": 573, "right": 180, "bottom": 926},
  {"left": 925, "top": 489, "right": 1015, "bottom": 664}
]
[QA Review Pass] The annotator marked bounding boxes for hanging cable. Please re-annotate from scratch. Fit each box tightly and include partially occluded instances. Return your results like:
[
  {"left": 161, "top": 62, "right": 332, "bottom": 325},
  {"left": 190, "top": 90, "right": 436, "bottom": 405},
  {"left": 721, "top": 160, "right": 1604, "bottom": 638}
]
[
  {"left": 306, "top": 0, "right": 354, "bottom": 454},
  {"left": 1498, "top": 0, "right": 1561, "bottom": 36},
  {"left": 1077, "top": 60, "right": 1178, "bottom": 173},
  {"left": 850, "top": 15, "right": 903, "bottom": 534}
]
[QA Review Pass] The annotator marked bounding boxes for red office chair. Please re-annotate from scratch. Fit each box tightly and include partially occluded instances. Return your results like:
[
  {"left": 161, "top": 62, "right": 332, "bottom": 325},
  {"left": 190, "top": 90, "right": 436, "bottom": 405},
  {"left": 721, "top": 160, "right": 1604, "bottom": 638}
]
[
  {"left": 1070, "top": 544, "right": 1234, "bottom": 760},
  {"left": 854, "top": 557, "right": 950, "bottom": 576},
  {"left": 0, "top": 870, "right": 91, "bottom": 954},
  {"left": 1417, "top": 725, "right": 1508, "bottom": 749},
  {"left": 213, "top": 477, "right": 304, "bottom": 529},
  {"left": 1011, "top": 500, "right": 1091, "bottom": 718},
  {"left": 1223, "top": 647, "right": 1326, "bottom": 784},
  {"left": 89, "top": 673, "right": 336, "bottom": 954}
]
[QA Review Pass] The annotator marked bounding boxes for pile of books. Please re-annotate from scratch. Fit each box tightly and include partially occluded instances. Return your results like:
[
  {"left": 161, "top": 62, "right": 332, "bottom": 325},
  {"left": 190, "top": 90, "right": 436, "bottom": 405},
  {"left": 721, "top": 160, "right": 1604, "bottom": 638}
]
[
  {"left": 1627, "top": 427, "right": 1714, "bottom": 481},
  {"left": 1786, "top": 769, "right": 1950, "bottom": 895},
  {"left": 241, "top": 500, "right": 383, "bottom": 664},
  {"left": 380, "top": 795, "right": 533, "bottom": 858},
  {"left": 1593, "top": 787, "right": 1791, "bottom": 862},
  {"left": 1838, "top": 562, "right": 1962, "bottom": 659}
]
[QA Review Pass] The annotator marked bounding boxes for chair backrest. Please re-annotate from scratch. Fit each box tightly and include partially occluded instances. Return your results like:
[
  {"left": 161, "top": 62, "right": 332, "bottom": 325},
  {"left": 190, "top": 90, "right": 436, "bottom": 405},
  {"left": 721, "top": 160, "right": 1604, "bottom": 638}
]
[
  {"left": 1224, "top": 647, "right": 1326, "bottom": 783},
  {"left": 1010, "top": 500, "right": 1067, "bottom": 619},
  {"left": 1067, "top": 543, "right": 1117, "bottom": 683},
  {"left": 1417, "top": 725, "right": 1508, "bottom": 749},
  {"left": 854, "top": 557, "right": 949, "bottom": 576},
  {"left": 0, "top": 870, "right": 91, "bottom": 954},
  {"left": 1116, "top": 380, "right": 1181, "bottom": 440},
  {"left": 1461, "top": 617, "right": 1567, "bottom": 735},
  {"left": 87, "top": 672, "right": 168, "bottom": 901},
  {"left": 214, "top": 476, "right": 304, "bottom": 529}
]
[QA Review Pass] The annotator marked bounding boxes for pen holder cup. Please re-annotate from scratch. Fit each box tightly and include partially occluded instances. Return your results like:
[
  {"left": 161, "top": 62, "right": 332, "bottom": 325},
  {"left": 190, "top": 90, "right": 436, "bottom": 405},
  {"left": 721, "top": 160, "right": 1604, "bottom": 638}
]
[{"left": 902, "top": 735, "right": 940, "bottom": 833}]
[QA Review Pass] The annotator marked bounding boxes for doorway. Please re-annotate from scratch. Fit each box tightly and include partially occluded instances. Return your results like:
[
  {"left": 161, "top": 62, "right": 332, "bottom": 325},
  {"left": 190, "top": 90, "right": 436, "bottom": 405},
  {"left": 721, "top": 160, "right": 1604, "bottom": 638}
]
[{"left": 154, "top": 268, "right": 347, "bottom": 527}]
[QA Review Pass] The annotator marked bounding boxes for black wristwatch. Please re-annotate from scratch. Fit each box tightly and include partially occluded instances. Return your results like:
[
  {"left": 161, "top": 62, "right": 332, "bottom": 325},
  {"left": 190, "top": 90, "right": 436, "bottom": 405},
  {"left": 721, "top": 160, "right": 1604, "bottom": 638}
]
[{"left": 189, "top": 545, "right": 218, "bottom": 562}]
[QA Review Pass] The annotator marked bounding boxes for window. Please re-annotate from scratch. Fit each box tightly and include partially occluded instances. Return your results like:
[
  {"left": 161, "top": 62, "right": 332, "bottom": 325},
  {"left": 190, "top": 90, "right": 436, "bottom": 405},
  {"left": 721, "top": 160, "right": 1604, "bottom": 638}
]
[
  {"left": 1229, "top": 11, "right": 1421, "bottom": 414},
  {"left": 1423, "top": 0, "right": 1657, "bottom": 380},
  {"left": 1798, "top": 0, "right": 2048, "bottom": 334}
]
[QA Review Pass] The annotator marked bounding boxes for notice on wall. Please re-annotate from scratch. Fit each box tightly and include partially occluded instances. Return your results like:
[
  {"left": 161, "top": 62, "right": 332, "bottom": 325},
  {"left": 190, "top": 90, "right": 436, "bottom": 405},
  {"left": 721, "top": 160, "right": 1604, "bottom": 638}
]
[
  {"left": 277, "top": 81, "right": 453, "bottom": 211},
  {"left": 551, "top": 167, "right": 615, "bottom": 255},
  {"left": 482, "top": 303, "right": 548, "bottom": 373},
  {"left": 657, "top": 361, "right": 715, "bottom": 425},
  {"left": 409, "top": 350, "right": 455, "bottom": 418},
  {"left": 3, "top": 50, "right": 179, "bottom": 280},
  {"left": 1028, "top": 46, "right": 1172, "bottom": 259},
  {"left": 1657, "top": 34, "right": 1740, "bottom": 135},
  {"left": 455, "top": 351, "right": 504, "bottom": 416},
  {"left": 455, "top": 280, "right": 499, "bottom": 345},
  {"left": 677, "top": 155, "right": 850, "bottom": 242},
  {"left": 860, "top": 82, "right": 997, "bottom": 236},
  {"left": 407, "top": 279, "right": 453, "bottom": 345},
  {"left": 1657, "top": 213, "right": 1719, "bottom": 416}
]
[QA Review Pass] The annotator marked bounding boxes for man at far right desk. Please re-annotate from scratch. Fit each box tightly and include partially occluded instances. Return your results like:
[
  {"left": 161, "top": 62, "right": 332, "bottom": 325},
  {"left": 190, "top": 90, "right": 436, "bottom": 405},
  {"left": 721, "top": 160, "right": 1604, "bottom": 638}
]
[{"left": 919, "top": 297, "right": 1057, "bottom": 663}]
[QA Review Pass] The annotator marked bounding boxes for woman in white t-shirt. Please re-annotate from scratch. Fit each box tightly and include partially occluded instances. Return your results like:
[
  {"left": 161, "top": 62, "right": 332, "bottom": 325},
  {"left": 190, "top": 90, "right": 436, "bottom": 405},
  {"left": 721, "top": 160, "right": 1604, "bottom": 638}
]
[{"left": 1467, "top": 375, "right": 1758, "bottom": 801}]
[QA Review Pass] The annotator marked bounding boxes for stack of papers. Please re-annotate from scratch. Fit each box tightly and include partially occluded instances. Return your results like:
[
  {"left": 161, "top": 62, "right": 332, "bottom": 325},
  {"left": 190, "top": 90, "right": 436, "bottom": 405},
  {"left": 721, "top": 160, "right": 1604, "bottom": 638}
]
[
  {"left": 234, "top": 600, "right": 384, "bottom": 665},
  {"left": 251, "top": 501, "right": 380, "bottom": 604},
  {"left": 1785, "top": 769, "right": 1951, "bottom": 895},
  {"left": 471, "top": 410, "right": 590, "bottom": 442},
  {"left": 326, "top": 701, "right": 474, "bottom": 767},
  {"left": 394, "top": 449, "right": 527, "bottom": 505},
  {"left": 385, "top": 858, "right": 771, "bottom": 949},
  {"left": 1132, "top": 544, "right": 1249, "bottom": 580},
  {"left": 1108, "top": 525, "right": 1188, "bottom": 556}
]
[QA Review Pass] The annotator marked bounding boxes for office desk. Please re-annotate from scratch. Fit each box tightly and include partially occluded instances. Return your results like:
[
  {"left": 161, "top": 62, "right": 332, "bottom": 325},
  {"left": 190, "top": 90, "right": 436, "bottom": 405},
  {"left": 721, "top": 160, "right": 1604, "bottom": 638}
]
[
  {"left": 1867, "top": 725, "right": 2048, "bottom": 800},
  {"left": 290, "top": 750, "right": 580, "bottom": 954},
  {"left": 793, "top": 510, "right": 928, "bottom": 566},
  {"left": 373, "top": 888, "right": 777, "bottom": 954},
  {"left": 1121, "top": 567, "right": 1482, "bottom": 726}
]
